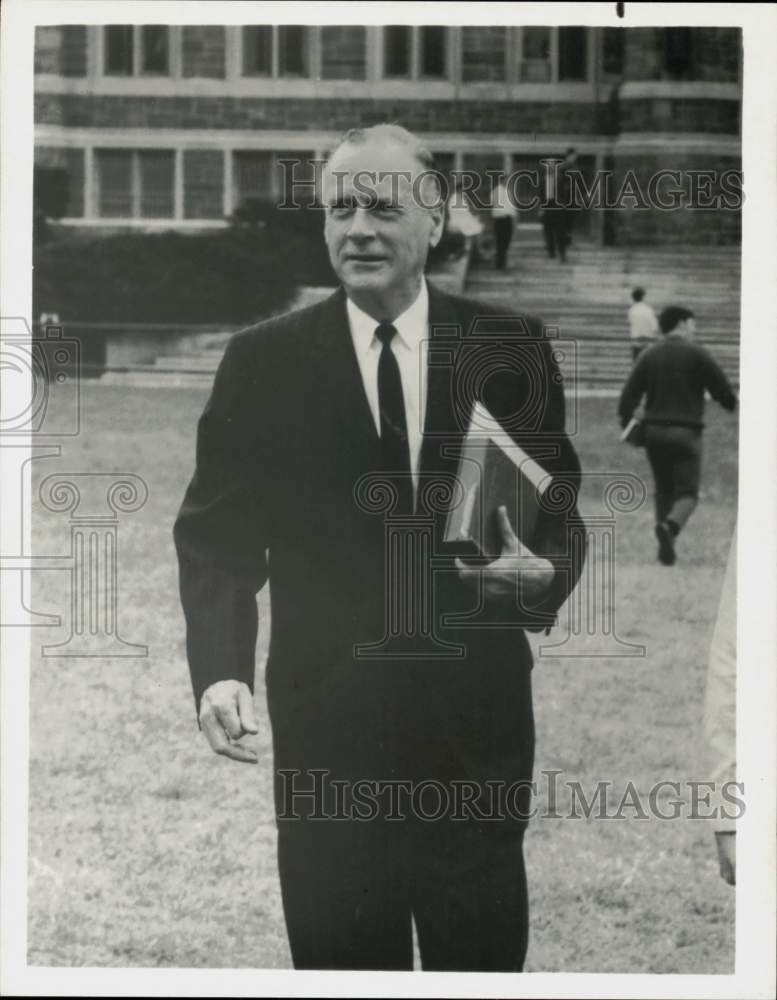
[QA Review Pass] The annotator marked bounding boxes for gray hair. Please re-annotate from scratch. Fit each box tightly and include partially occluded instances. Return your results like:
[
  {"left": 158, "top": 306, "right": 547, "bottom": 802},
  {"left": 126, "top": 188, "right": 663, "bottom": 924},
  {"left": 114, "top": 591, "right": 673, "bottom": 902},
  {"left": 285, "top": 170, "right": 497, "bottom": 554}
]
[
  {"left": 325, "top": 123, "right": 444, "bottom": 208},
  {"left": 328, "top": 123, "right": 436, "bottom": 173}
]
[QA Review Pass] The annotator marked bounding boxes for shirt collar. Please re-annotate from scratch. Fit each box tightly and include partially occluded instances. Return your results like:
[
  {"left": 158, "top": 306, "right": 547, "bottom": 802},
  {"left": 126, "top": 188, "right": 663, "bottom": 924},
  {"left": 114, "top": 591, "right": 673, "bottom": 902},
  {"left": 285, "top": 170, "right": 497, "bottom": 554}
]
[{"left": 346, "top": 280, "right": 429, "bottom": 357}]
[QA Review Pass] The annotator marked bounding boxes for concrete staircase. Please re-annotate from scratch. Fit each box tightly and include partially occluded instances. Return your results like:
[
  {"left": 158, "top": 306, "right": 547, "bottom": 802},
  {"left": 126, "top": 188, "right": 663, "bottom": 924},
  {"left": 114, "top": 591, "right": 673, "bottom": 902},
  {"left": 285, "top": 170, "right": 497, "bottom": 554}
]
[
  {"left": 466, "top": 231, "right": 741, "bottom": 388},
  {"left": 98, "top": 238, "right": 740, "bottom": 390},
  {"left": 97, "top": 287, "right": 334, "bottom": 389}
]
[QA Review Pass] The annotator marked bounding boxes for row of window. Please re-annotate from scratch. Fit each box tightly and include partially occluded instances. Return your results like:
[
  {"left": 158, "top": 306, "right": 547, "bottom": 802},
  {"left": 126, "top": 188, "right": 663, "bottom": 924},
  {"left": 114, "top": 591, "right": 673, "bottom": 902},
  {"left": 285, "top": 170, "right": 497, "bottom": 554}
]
[
  {"left": 40, "top": 147, "right": 600, "bottom": 225},
  {"left": 101, "top": 25, "right": 598, "bottom": 82},
  {"left": 96, "top": 149, "right": 316, "bottom": 219}
]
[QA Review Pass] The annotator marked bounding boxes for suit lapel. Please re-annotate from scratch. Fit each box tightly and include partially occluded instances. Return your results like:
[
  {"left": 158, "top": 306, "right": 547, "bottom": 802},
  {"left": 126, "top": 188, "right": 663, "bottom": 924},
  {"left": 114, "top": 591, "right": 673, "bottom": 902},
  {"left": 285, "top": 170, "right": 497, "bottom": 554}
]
[
  {"left": 308, "top": 284, "right": 474, "bottom": 525},
  {"left": 308, "top": 287, "right": 381, "bottom": 477}
]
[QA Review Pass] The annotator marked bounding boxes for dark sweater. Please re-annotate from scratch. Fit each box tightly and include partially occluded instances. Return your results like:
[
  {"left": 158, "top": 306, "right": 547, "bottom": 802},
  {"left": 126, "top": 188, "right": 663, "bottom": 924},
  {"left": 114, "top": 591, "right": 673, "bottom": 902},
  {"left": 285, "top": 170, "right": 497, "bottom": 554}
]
[{"left": 618, "top": 335, "right": 737, "bottom": 430}]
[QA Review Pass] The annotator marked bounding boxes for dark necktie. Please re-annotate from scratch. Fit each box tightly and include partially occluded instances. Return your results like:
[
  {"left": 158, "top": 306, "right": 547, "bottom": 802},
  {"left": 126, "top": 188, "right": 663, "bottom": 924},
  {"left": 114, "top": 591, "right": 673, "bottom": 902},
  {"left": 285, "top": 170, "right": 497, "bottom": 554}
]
[{"left": 375, "top": 323, "right": 413, "bottom": 514}]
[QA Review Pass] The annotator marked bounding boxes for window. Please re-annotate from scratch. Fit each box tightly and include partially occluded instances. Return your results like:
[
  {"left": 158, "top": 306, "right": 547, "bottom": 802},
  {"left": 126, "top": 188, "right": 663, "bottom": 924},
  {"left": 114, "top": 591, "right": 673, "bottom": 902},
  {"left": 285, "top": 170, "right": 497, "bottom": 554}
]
[
  {"left": 104, "top": 25, "right": 133, "bottom": 75},
  {"left": 234, "top": 150, "right": 316, "bottom": 208},
  {"left": 518, "top": 27, "right": 589, "bottom": 83},
  {"left": 103, "top": 25, "right": 171, "bottom": 76},
  {"left": 243, "top": 25, "right": 272, "bottom": 75},
  {"left": 520, "top": 28, "right": 551, "bottom": 81},
  {"left": 558, "top": 27, "right": 587, "bottom": 81},
  {"left": 383, "top": 25, "right": 411, "bottom": 77},
  {"left": 278, "top": 26, "right": 308, "bottom": 76},
  {"left": 139, "top": 151, "right": 174, "bottom": 217},
  {"left": 663, "top": 28, "right": 694, "bottom": 80},
  {"left": 420, "top": 27, "right": 446, "bottom": 77},
  {"left": 140, "top": 26, "right": 169, "bottom": 74},
  {"left": 96, "top": 149, "right": 175, "bottom": 218},
  {"left": 381, "top": 26, "right": 448, "bottom": 80},
  {"left": 97, "top": 150, "right": 133, "bottom": 215},
  {"left": 602, "top": 27, "right": 625, "bottom": 76},
  {"left": 240, "top": 26, "right": 309, "bottom": 77}
]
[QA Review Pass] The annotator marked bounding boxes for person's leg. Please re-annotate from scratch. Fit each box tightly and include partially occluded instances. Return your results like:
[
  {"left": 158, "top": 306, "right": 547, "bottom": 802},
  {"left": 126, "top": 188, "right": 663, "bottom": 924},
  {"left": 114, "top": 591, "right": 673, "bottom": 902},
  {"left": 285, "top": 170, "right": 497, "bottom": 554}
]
[
  {"left": 412, "top": 823, "right": 529, "bottom": 972},
  {"left": 557, "top": 213, "right": 569, "bottom": 262},
  {"left": 277, "top": 820, "right": 413, "bottom": 970},
  {"left": 504, "top": 217, "right": 514, "bottom": 267},
  {"left": 644, "top": 430, "right": 674, "bottom": 525},
  {"left": 666, "top": 429, "right": 702, "bottom": 534},
  {"left": 494, "top": 218, "right": 508, "bottom": 269},
  {"left": 541, "top": 212, "right": 555, "bottom": 258}
]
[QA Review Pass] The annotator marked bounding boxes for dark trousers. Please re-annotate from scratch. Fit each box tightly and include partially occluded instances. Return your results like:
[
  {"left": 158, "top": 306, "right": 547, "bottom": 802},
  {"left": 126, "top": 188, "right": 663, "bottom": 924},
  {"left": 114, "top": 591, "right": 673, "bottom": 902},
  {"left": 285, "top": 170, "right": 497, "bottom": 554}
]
[
  {"left": 541, "top": 206, "right": 569, "bottom": 261},
  {"left": 277, "top": 818, "right": 529, "bottom": 971},
  {"left": 644, "top": 424, "right": 702, "bottom": 531},
  {"left": 493, "top": 216, "right": 514, "bottom": 270}
]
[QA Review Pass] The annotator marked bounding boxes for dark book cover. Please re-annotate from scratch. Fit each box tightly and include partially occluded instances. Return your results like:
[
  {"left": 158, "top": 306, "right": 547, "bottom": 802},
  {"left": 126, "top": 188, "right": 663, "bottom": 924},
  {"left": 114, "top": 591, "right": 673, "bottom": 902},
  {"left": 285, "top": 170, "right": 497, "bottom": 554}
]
[{"left": 445, "top": 403, "right": 551, "bottom": 558}]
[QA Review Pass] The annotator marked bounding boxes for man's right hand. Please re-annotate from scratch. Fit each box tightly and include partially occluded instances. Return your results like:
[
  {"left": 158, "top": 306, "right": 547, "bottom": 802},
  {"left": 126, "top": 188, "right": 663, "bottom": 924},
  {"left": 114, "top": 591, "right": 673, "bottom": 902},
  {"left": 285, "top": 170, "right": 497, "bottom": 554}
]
[{"left": 199, "top": 680, "right": 259, "bottom": 764}]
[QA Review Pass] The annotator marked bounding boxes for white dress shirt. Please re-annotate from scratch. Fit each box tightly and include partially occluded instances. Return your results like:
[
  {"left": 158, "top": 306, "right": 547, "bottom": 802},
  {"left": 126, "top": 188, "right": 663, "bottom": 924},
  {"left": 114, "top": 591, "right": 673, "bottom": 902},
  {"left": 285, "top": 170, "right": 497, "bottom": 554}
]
[{"left": 346, "top": 281, "right": 429, "bottom": 493}]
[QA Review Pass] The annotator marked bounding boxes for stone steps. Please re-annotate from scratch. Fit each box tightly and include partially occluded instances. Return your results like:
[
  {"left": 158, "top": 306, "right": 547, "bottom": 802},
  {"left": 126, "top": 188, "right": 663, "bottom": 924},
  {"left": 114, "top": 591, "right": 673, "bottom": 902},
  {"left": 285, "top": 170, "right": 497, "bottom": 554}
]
[
  {"left": 465, "top": 239, "right": 740, "bottom": 385},
  {"left": 95, "top": 242, "right": 740, "bottom": 389}
]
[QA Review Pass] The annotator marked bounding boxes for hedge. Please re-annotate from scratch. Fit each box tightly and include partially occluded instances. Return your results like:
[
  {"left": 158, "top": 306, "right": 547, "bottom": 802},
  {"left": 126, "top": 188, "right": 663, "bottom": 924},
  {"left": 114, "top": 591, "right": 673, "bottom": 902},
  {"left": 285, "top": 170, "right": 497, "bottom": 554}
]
[
  {"left": 33, "top": 207, "right": 335, "bottom": 325},
  {"left": 33, "top": 203, "right": 467, "bottom": 325}
]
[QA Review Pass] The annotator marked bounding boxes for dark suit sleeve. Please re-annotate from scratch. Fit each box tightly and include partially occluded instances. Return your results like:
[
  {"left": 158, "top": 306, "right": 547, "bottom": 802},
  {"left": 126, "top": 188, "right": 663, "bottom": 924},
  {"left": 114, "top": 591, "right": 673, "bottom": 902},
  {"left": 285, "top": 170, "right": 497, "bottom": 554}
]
[
  {"left": 519, "top": 332, "right": 586, "bottom": 634},
  {"left": 173, "top": 331, "right": 270, "bottom": 717},
  {"left": 479, "top": 315, "right": 586, "bottom": 634}
]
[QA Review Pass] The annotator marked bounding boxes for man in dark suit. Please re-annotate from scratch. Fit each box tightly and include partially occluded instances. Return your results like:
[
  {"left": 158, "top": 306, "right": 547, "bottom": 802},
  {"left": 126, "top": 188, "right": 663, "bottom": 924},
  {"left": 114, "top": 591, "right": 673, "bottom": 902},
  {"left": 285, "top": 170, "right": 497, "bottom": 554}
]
[{"left": 174, "top": 124, "right": 585, "bottom": 971}]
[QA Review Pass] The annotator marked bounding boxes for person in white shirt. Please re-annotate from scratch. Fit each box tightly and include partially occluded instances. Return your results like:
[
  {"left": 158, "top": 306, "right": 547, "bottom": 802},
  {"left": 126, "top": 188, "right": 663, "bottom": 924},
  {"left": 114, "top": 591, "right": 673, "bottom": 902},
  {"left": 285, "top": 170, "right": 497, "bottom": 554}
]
[
  {"left": 491, "top": 176, "right": 518, "bottom": 271},
  {"left": 628, "top": 287, "right": 659, "bottom": 361}
]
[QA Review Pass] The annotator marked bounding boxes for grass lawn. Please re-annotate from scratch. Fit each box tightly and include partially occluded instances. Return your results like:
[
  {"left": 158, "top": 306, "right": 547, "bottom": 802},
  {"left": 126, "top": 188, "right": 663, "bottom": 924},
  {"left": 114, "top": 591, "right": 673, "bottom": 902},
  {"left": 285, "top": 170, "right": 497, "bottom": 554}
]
[{"left": 28, "top": 383, "right": 738, "bottom": 971}]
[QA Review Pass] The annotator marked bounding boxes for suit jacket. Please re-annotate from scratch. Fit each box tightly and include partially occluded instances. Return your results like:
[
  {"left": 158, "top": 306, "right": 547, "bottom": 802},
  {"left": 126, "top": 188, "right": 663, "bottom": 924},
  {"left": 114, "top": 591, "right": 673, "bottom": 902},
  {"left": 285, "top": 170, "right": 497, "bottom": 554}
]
[{"left": 174, "top": 283, "right": 586, "bottom": 820}]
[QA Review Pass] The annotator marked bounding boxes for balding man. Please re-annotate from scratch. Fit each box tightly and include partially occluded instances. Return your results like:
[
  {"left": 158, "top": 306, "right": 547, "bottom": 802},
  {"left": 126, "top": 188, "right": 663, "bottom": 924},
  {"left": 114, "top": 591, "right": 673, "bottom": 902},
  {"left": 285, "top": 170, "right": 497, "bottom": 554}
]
[{"left": 175, "top": 124, "right": 585, "bottom": 971}]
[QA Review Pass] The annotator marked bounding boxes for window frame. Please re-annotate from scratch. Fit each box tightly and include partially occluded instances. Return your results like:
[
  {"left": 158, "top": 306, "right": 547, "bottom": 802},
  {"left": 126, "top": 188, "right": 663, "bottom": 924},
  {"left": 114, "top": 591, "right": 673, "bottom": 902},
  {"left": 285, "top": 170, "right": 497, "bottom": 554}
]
[
  {"left": 240, "top": 25, "right": 313, "bottom": 79},
  {"left": 379, "top": 25, "right": 451, "bottom": 81},
  {"left": 556, "top": 26, "right": 589, "bottom": 83},
  {"left": 102, "top": 24, "right": 173, "bottom": 78},
  {"left": 519, "top": 26, "right": 553, "bottom": 83},
  {"left": 232, "top": 148, "right": 317, "bottom": 208},
  {"left": 95, "top": 147, "right": 176, "bottom": 220},
  {"left": 515, "top": 26, "right": 590, "bottom": 85}
]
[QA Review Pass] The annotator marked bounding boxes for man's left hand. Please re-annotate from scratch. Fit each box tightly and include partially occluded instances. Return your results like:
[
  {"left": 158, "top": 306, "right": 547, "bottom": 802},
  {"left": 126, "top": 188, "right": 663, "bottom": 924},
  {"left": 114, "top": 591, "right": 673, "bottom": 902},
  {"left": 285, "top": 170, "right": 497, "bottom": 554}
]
[{"left": 455, "top": 505, "right": 554, "bottom": 605}]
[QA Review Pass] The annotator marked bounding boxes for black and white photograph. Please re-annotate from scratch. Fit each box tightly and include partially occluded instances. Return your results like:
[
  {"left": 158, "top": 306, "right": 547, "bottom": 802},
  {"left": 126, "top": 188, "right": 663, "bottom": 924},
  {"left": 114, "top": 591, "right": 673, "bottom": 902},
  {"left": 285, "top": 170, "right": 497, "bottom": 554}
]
[{"left": 1, "top": 2, "right": 775, "bottom": 996}]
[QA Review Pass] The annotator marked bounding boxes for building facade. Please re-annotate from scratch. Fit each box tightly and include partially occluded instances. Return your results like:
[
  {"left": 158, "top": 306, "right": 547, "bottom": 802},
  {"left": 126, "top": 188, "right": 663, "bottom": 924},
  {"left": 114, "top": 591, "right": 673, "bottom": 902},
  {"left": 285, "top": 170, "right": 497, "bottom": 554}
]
[{"left": 34, "top": 24, "right": 742, "bottom": 243}]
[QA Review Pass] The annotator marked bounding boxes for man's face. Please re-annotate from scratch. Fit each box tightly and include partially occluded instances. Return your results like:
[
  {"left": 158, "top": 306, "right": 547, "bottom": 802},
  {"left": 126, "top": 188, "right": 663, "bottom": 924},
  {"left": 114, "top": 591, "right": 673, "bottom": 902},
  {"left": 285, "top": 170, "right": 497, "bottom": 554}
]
[{"left": 322, "top": 138, "right": 444, "bottom": 317}]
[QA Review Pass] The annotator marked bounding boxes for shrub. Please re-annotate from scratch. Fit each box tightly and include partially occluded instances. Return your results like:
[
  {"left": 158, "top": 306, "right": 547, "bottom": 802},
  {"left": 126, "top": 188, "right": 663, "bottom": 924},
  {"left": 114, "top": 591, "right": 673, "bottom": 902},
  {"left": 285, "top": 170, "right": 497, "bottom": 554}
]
[
  {"left": 33, "top": 206, "right": 335, "bottom": 324},
  {"left": 33, "top": 201, "right": 462, "bottom": 324}
]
